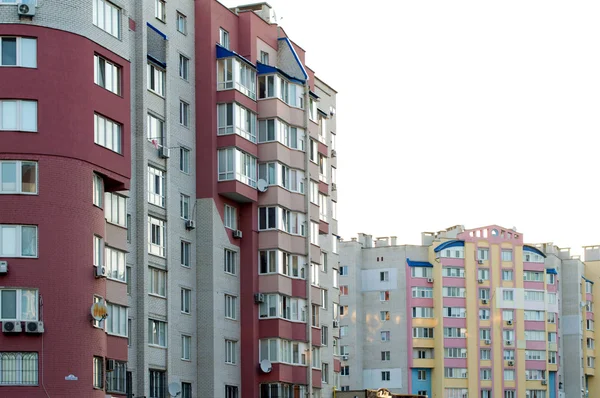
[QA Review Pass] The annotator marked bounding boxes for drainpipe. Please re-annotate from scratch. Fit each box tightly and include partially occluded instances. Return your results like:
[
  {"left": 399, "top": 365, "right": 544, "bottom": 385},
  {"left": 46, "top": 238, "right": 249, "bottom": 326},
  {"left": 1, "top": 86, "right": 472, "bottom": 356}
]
[{"left": 304, "top": 80, "right": 313, "bottom": 397}]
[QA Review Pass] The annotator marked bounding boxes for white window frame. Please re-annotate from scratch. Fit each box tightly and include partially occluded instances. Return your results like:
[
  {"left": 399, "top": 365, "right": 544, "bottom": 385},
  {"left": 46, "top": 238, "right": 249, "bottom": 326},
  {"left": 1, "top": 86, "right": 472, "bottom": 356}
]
[
  {"left": 93, "top": 0, "right": 121, "bottom": 38},
  {"left": 0, "top": 224, "right": 38, "bottom": 258},
  {"left": 105, "top": 246, "right": 126, "bottom": 282},
  {"left": 148, "top": 216, "right": 166, "bottom": 257},
  {"left": 0, "top": 36, "right": 37, "bottom": 68},
  {"left": 217, "top": 147, "right": 257, "bottom": 187},
  {"left": 106, "top": 302, "right": 128, "bottom": 337},
  {"left": 177, "top": 12, "right": 187, "bottom": 34},
  {"left": 180, "top": 240, "right": 191, "bottom": 268},
  {"left": 94, "top": 54, "right": 121, "bottom": 95},
  {"left": 224, "top": 249, "right": 237, "bottom": 275},
  {"left": 147, "top": 63, "right": 165, "bottom": 96},
  {"left": 179, "top": 100, "right": 190, "bottom": 127},
  {"left": 225, "top": 294, "right": 237, "bottom": 320},
  {"left": 0, "top": 160, "right": 37, "bottom": 194},
  {"left": 224, "top": 204, "right": 237, "bottom": 230},
  {"left": 179, "top": 147, "right": 190, "bottom": 174},
  {"left": 220, "top": 28, "right": 230, "bottom": 49},
  {"left": 0, "top": 100, "right": 37, "bottom": 132},
  {"left": 149, "top": 267, "right": 166, "bottom": 297},
  {"left": 93, "top": 173, "right": 103, "bottom": 207},
  {"left": 147, "top": 166, "right": 165, "bottom": 207},
  {"left": 148, "top": 319, "right": 167, "bottom": 347},
  {"left": 180, "top": 193, "right": 190, "bottom": 220},
  {"left": 0, "top": 288, "right": 38, "bottom": 321},
  {"left": 155, "top": 0, "right": 166, "bottom": 22},
  {"left": 104, "top": 193, "right": 127, "bottom": 227},
  {"left": 225, "top": 339, "right": 237, "bottom": 364},
  {"left": 180, "top": 288, "right": 191, "bottom": 314},
  {"left": 181, "top": 334, "right": 191, "bottom": 360}
]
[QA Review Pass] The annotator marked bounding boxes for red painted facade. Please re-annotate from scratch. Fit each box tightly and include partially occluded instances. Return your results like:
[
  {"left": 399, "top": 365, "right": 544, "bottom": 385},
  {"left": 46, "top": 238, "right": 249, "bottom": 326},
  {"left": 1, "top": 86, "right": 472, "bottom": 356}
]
[{"left": 0, "top": 24, "right": 130, "bottom": 397}]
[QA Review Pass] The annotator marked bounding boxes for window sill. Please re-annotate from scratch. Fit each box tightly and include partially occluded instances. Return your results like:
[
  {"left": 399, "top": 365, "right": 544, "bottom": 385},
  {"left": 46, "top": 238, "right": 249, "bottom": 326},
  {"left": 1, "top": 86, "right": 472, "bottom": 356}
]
[
  {"left": 147, "top": 89, "right": 165, "bottom": 99},
  {"left": 181, "top": 358, "right": 191, "bottom": 362},
  {"left": 148, "top": 344, "right": 167, "bottom": 350},
  {"left": 105, "top": 220, "right": 127, "bottom": 229},
  {"left": 106, "top": 332, "right": 128, "bottom": 339},
  {"left": 0, "top": 192, "right": 38, "bottom": 195},
  {"left": 107, "top": 277, "right": 127, "bottom": 285},
  {"left": 149, "top": 293, "right": 167, "bottom": 300},
  {"left": 181, "top": 311, "right": 191, "bottom": 316}
]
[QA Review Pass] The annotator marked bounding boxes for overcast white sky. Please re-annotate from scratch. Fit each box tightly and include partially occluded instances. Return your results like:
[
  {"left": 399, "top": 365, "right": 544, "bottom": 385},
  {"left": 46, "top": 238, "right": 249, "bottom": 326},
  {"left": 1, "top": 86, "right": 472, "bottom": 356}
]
[{"left": 222, "top": 0, "right": 600, "bottom": 254}]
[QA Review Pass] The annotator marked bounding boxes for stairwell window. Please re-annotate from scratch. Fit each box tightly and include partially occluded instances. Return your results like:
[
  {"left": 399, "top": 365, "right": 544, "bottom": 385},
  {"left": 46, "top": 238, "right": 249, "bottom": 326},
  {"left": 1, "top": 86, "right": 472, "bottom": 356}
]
[
  {"left": 179, "top": 100, "right": 190, "bottom": 127},
  {"left": 94, "top": 55, "right": 121, "bottom": 95},
  {"left": 224, "top": 205, "right": 237, "bottom": 229},
  {"left": 93, "top": 0, "right": 121, "bottom": 38},
  {"left": 177, "top": 12, "right": 187, "bottom": 34},
  {"left": 0, "top": 37, "right": 36, "bottom": 67},
  {"left": 155, "top": 0, "right": 166, "bottom": 22},
  {"left": 148, "top": 217, "right": 166, "bottom": 257},
  {"left": 148, "top": 319, "right": 167, "bottom": 347},
  {"left": 149, "top": 267, "right": 166, "bottom": 297},
  {"left": 147, "top": 166, "right": 165, "bottom": 207},
  {"left": 0, "top": 100, "right": 37, "bottom": 132},
  {"left": 220, "top": 28, "right": 230, "bottom": 49},
  {"left": 179, "top": 54, "right": 189, "bottom": 80},
  {"left": 225, "top": 339, "right": 237, "bottom": 364},
  {"left": 180, "top": 194, "right": 190, "bottom": 220},
  {"left": 0, "top": 161, "right": 37, "bottom": 194},
  {"left": 1, "top": 225, "right": 37, "bottom": 258},
  {"left": 147, "top": 63, "right": 165, "bottom": 96}
]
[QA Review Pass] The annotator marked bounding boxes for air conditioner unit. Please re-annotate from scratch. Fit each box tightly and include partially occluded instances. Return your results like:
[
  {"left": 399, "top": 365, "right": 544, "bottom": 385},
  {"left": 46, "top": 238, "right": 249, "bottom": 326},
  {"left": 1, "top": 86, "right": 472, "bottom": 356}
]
[
  {"left": 478, "top": 279, "right": 484, "bottom": 284},
  {"left": 427, "top": 278, "right": 434, "bottom": 283},
  {"left": 0, "top": 261, "right": 7, "bottom": 274},
  {"left": 185, "top": 219, "right": 195, "bottom": 230},
  {"left": 477, "top": 259, "right": 484, "bottom": 264},
  {"left": 332, "top": 183, "right": 337, "bottom": 191},
  {"left": 331, "top": 150, "right": 337, "bottom": 158},
  {"left": 507, "top": 320, "right": 513, "bottom": 325},
  {"left": 505, "top": 340, "right": 513, "bottom": 346},
  {"left": 95, "top": 265, "right": 107, "bottom": 278},
  {"left": 2, "top": 321, "right": 22, "bottom": 333},
  {"left": 341, "top": 354, "right": 348, "bottom": 361},
  {"left": 484, "top": 339, "right": 491, "bottom": 345},
  {"left": 333, "top": 320, "right": 339, "bottom": 328},
  {"left": 233, "top": 230, "right": 243, "bottom": 239},
  {"left": 541, "top": 380, "right": 547, "bottom": 385},
  {"left": 25, "top": 321, "right": 44, "bottom": 334},
  {"left": 508, "top": 360, "right": 514, "bottom": 366},
  {"left": 482, "top": 299, "right": 489, "bottom": 304},
  {"left": 254, "top": 293, "right": 265, "bottom": 304},
  {"left": 17, "top": 1, "right": 35, "bottom": 17},
  {"left": 159, "top": 147, "right": 170, "bottom": 159}
]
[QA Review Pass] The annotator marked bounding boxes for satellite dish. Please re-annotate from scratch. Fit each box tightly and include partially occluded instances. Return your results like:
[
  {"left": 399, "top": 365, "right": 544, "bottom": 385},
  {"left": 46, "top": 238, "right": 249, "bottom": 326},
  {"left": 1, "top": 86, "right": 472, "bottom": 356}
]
[
  {"left": 257, "top": 179, "right": 268, "bottom": 193},
  {"left": 259, "top": 359, "right": 272, "bottom": 373},
  {"left": 168, "top": 382, "right": 181, "bottom": 397}
]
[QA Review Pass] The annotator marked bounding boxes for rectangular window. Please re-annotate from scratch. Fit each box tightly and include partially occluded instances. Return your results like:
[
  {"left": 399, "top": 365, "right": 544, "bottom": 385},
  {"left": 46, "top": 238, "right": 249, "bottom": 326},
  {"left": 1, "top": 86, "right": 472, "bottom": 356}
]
[
  {"left": 380, "top": 331, "right": 390, "bottom": 341},
  {"left": 217, "top": 147, "right": 257, "bottom": 187},
  {"left": 147, "top": 165, "right": 165, "bottom": 207},
  {"left": 148, "top": 217, "right": 166, "bottom": 257},
  {"left": 148, "top": 319, "right": 167, "bottom": 347},
  {"left": 225, "top": 294, "right": 237, "bottom": 320},
  {"left": 443, "top": 327, "right": 466, "bottom": 338},
  {"left": 104, "top": 193, "right": 126, "bottom": 227},
  {"left": 147, "top": 63, "right": 165, "bottom": 96},
  {"left": 0, "top": 160, "right": 37, "bottom": 194},
  {"left": 444, "top": 367, "right": 468, "bottom": 378},
  {"left": 94, "top": 55, "right": 120, "bottom": 95},
  {"left": 479, "top": 309, "right": 490, "bottom": 320},
  {"left": 380, "top": 311, "right": 390, "bottom": 321},
  {"left": 524, "top": 290, "right": 544, "bottom": 301},
  {"left": 177, "top": 12, "right": 187, "bottom": 34},
  {"left": 504, "top": 349, "right": 515, "bottom": 360},
  {"left": 443, "top": 307, "right": 466, "bottom": 318},
  {"left": 310, "top": 222, "right": 319, "bottom": 245},
  {"left": 412, "top": 307, "right": 434, "bottom": 318},
  {"left": 93, "top": 173, "right": 103, "bottom": 207},
  {"left": 105, "top": 246, "right": 126, "bottom": 282},
  {"left": 413, "top": 327, "right": 434, "bottom": 338},
  {"left": 106, "top": 303, "right": 127, "bottom": 337},
  {"left": 503, "top": 290, "right": 514, "bottom": 301},
  {"left": 0, "top": 288, "right": 38, "bottom": 321},
  {"left": 380, "top": 271, "right": 389, "bottom": 282},
  {"left": 477, "top": 248, "right": 489, "bottom": 260},
  {"left": 93, "top": 356, "right": 104, "bottom": 389},
  {"left": 524, "top": 271, "right": 544, "bottom": 282},
  {"left": 147, "top": 113, "right": 164, "bottom": 147},
  {"left": 218, "top": 103, "right": 257, "bottom": 143},
  {"left": 478, "top": 268, "right": 490, "bottom": 280},
  {"left": 220, "top": 28, "right": 230, "bottom": 49},
  {"left": 224, "top": 249, "right": 237, "bottom": 275},
  {"left": 260, "top": 51, "right": 269, "bottom": 65},
  {"left": 479, "top": 288, "right": 490, "bottom": 300},
  {"left": 179, "top": 54, "right": 189, "bottom": 80},
  {"left": 93, "top": 0, "right": 121, "bottom": 38},
  {"left": 106, "top": 360, "right": 126, "bottom": 393},
  {"left": 224, "top": 205, "right": 237, "bottom": 229},
  {"left": 525, "top": 350, "right": 546, "bottom": 360},
  {"left": 502, "top": 270, "right": 513, "bottom": 281},
  {"left": 180, "top": 193, "right": 190, "bottom": 219},
  {"left": 181, "top": 241, "right": 191, "bottom": 267},
  {"left": 181, "top": 335, "right": 191, "bottom": 360},
  {"left": 381, "top": 351, "right": 391, "bottom": 361},
  {"left": 524, "top": 310, "right": 545, "bottom": 321},
  {"left": 504, "top": 391, "right": 516, "bottom": 398},
  {"left": 225, "top": 385, "right": 238, "bottom": 398},
  {"left": 413, "top": 286, "right": 434, "bottom": 298},
  {"left": 548, "top": 351, "right": 557, "bottom": 364},
  {"left": 445, "top": 348, "right": 467, "bottom": 358},
  {"left": 179, "top": 100, "right": 190, "bottom": 127},
  {"left": 0, "top": 37, "right": 37, "bottom": 68},
  {"left": 0, "top": 225, "right": 38, "bottom": 258},
  {"left": 148, "top": 267, "right": 167, "bottom": 298},
  {"left": 321, "top": 325, "right": 329, "bottom": 346},
  {"left": 94, "top": 113, "right": 122, "bottom": 153},
  {"left": 442, "top": 267, "right": 464, "bottom": 277},
  {"left": 341, "top": 366, "right": 350, "bottom": 376},
  {"left": 93, "top": 296, "right": 104, "bottom": 328},
  {"left": 524, "top": 330, "right": 545, "bottom": 341},
  {"left": 381, "top": 371, "right": 391, "bottom": 381},
  {"left": 417, "top": 370, "right": 427, "bottom": 380},
  {"left": 479, "top": 329, "right": 491, "bottom": 340},
  {"left": 501, "top": 250, "right": 513, "bottom": 261},
  {"left": 504, "top": 369, "right": 515, "bottom": 381},
  {"left": 546, "top": 273, "right": 555, "bottom": 284},
  {"left": 179, "top": 147, "right": 190, "bottom": 173},
  {"left": 181, "top": 288, "right": 191, "bottom": 314},
  {"left": 149, "top": 370, "right": 165, "bottom": 398},
  {"left": 225, "top": 339, "right": 237, "bottom": 364},
  {"left": 155, "top": 0, "right": 166, "bottom": 21},
  {"left": 380, "top": 291, "right": 390, "bottom": 302},
  {"left": 126, "top": 267, "right": 131, "bottom": 295},
  {"left": 321, "top": 363, "right": 329, "bottom": 383}
]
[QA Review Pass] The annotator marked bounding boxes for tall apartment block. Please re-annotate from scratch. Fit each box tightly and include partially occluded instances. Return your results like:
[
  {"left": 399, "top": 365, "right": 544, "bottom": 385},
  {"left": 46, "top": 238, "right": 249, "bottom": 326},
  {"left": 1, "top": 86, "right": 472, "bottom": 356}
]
[
  {"left": 0, "top": 1, "right": 339, "bottom": 397},
  {"left": 339, "top": 225, "right": 564, "bottom": 398}
]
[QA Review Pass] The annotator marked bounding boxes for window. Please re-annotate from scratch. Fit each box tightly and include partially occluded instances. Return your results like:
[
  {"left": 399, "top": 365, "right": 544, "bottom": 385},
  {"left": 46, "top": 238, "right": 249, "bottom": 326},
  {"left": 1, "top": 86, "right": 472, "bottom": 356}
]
[
  {"left": 321, "top": 326, "right": 328, "bottom": 345},
  {"left": 106, "top": 360, "right": 126, "bottom": 393},
  {"left": 0, "top": 289, "right": 38, "bottom": 321},
  {"left": 380, "top": 271, "right": 389, "bottom": 282},
  {"left": 586, "top": 281, "right": 593, "bottom": 294},
  {"left": 224, "top": 249, "right": 237, "bottom": 275},
  {"left": 524, "top": 271, "right": 544, "bottom": 282},
  {"left": 332, "top": 201, "right": 337, "bottom": 219},
  {"left": 259, "top": 250, "right": 306, "bottom": 278},
  {"left": 380, "top": 291, "right": 390, "bottom": 301},
  {"left": 504, "top": 350, "right": 515, "bottom": 360},
  {"left": 445, "top": 348, "right": 467, "bottom": 358},
  {"left": 181, "top": 241, "right": 191, "bottom": 267},
  {"left": 106, "top": 303, "right": 127, "bottom": 337},
  {"left": 341, "top": 366, "right": 350, "bottom": 376},
  {"left": 93, "top": 173, "right": 103, "bottom": 207},
  {"left": 413, "top": 327, "right": 434, "bottom": 338},
  {"left": 481, "top": 390, "right": 492, "bottom": 398},
  {"left": 339, "top": 266, "right": 349, "bottom": 276},
  {"left": 181, "top": 383, "right": 192, "bottom": 398},
  {"left": 524, "top": 290, "right": 544, "bottom": 301},
  {"left": 311, "top": 304, "right": 319, "bottom": 327},
  {"left": 0, "top": 225, "right": 37, "bottom": 257},
  {"left": 0, "top": 36, "right": 36, "bottom": 69},
  {"left": 443, "top": 307, "right": 466, "bottom": 318},
  {"left": 94, "top": 55, "right": 121, "bottom": 95},
  {"left": 504, "top": 369, "right": 515, "bottom": 381},
  {"left": 411, "top": 267, "right": 433, "bottom": 278},
  {"left": 149, "top": 268, "right": 166, "bottom": 297},
  {"left": 147, "top": 113, "right": 164, "bottom": 147},
  {"left": 525, "top": 391, "right": 546, "bottom": 398},
  {"left": 412, "top": 307, "right": 433, "bottom": 318},
  {"left": 181, "top": 335, "right": 191, "bottom": 360},
  {"left": 224, "top": 205, "right": 237, "bottom": 229},
  {"left": 149, "top": 370, "right": 165, "bottom": 398},
  {"left": 179, "top": 100, "right": 190, "bottom": 127},
  {"left": 0, "top": 161, "right": 37, "bottom": 194},
  {"left": 479, "top": 309, "right": 490, "bottom": 320},
  {"left": 417, "top": 370, "right": 427, "bottom": 380},
  {"left": 381, "top": 351, "right": 391, "bottom": 361},
  {"left": 478, "top": 268, "right": 490, "bottom": 280},
  {"left": 180, "top": 193, "right": 190, "bottom": 219},
  {"left": 220, "top": 28, "right": 230, "bottom": 49},
  {"left": 339, "top": 305, "right": 347, "bottom": 315},
  {"left": 381, "top": 371, "right": 391, "bottom": 381},
  {"left": 181, "top": 288, "right": 191, "bottom": 314},
  {"left": 93, "top": 356, "right": 104, "bottom": 389},
  {"left": 503, "top": 310, "right": 514, "bottom": 321},
  {"left": 148, "top": 319, "right": 167, "bottom": 347},
  {"left": 501, "top": 250, "right": 513, "bottom": 261},
  {"left": 94, "top": 113, "right": 122, "bottom": 153},
  {"left": 480, "top": 329, "right": 491, "bottom": 341},
  {"left": 148, "top": 217, "right": 166, "bottom": 257},
  {"left": 446, "top": 389, "right": 469, "bottom": 398},
  {"left": 155, "top": 0, "right": 166, "bottom": 21},
  {"left": 93, "top": 0, "right": 121, "bottom": 38},
  {"left": 525, "top": 370, "right": 545, "bottom": 380},
  {"left": 126, "top": 267, "right": 132, "bottom": 295},
  {"left": 179, "top": 147, "right": 190, "bottom": 173},
  {"left": 104, "top": 193, "right": 126, "bottom": 226},
  {"left": 340, "top": 326, "right": 348, "bottom": 336},
  {"left": 525, "top": 350, "right": 546, "bottom": 360},
  {"left": 225, "top": 385, "right": 238, "bottom": 398},
  {"left": 548, "top": 351, "right": 557, "bottom": 364},
  {"left": 380, "top": 331, "right": 390, "bottom": 341},
  {"left": 105, "top": 246, "right": 126, "bottom": 281},
  {"left": 380, "top": 311, "right": 390, "bottom": 321},
  {"left": 0, "top": 99, "right": 37, "bottom": 132},
  {"left": 225, "top": 339, "right": 237, "bottom": 364},
  {"left": 503, "top": 290, "right": 514, "bottom": 301},
  {"left": 177, "top": 12, "right": 187, "bottom": 34},
  {"left": 217, "top": 147, "right": 257, "bottom": 187},
  {"left": 94, "top": 236, "right": 104, "bottom": 267},
  {"left": 477, "top": 248, "right": 489, "bottom": 260},
  {"left": 318, "top": 193, "right": 328, "bottom": 221},
  {"left": 310, "top": 222, "right": 319, "bottom": 245},
  {"left": 443, "top": 327, "right": 466, "bottom": 338},
  {"left": 333, "top": 268, "right": 339, "bottom": 287},
  {"left": 479, "top": 288, "right": 490, "bottom": 300},
  {"left": 504, "top": 391, "right": 515, "bottom": 398},
  {"left": 588, "top": 338, "right": 595, "bottom": 349},
  {"left": 480, "top": 369, "right": 491, "bottom": 380},
  {"left": 179, "top": 54, "right": 189, "bottom": 80},
  {"left": 524, "top": 330, "right": 545, "bottom": 341},
  {"left": 524, "top": 310, "right": 545, "bottom": 321},
  {"left": 147, "top": 165, "right": 165, "bottom": 207},
  {"left": 413, "top": 287, "right": 434, "bottom": 298},
  {"left": 260, "top": 51, "right": 269, "bottom": 65},
  {"left": 548, "top": 293, "right": 557, "bottom": 304},
  {"left": 587, "top": 319, "right": 595, "bottom": 331},
  {"left": 147, "top": 63, "right": 165, "bottom": 96},
  {"left": 504, "top": 330, "right": 515, "bottom": 342},
  {"left": 219, "top": 103, "right": 257, "bottom": 143},
  {"left": 546, "top": 273, "right": 555, "bottom": 284},
  {"left": 442, "top": 267, "right": 464, "bottom": 277},
  {"left": 444, "top": 367, "right": 468, "bottom": 378},
  {"left": 225, "top": 294, "right": 237, "bottom": 320}
]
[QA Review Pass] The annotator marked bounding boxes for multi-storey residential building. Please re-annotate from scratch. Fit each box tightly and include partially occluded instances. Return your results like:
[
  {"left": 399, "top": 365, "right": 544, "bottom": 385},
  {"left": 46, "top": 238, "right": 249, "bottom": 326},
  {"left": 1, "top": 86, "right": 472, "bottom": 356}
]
[
  {"left": 340, "top": 226, "right": 564, "bottom": 398},
  {"left": 0, "top": 1, "right": 339, "bottom": 397}
]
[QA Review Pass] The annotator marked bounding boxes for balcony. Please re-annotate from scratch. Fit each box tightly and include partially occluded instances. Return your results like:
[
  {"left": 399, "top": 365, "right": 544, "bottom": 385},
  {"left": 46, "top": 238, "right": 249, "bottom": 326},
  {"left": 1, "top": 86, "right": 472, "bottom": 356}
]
[{"left": 412, "top": 358, "right": 435, "bottom": 368}]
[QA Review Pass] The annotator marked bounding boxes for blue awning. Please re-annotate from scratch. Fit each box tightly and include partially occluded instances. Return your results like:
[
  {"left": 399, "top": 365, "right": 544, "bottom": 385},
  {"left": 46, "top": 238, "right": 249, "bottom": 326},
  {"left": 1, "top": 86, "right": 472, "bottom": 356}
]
[
  {"left": 434, "top": 240, "right": 464, "bottom": 253},
  {"left": 256, "top": 63, "right": 305, "bottom": 85},
  {"left": 523, "top": 245, "right": 547, "bottom": 258},
  {"left": 546, "top": 269, "right": 557, "bottom": 275},
  {"left": 216, "top": 44, "right": 255, "bottom": 68},
  {"left": 583, "top": 276, "right": 594, "bottom": 284},
  {"left": 407, "top": 258, "right": 433, "bottom": 268}
]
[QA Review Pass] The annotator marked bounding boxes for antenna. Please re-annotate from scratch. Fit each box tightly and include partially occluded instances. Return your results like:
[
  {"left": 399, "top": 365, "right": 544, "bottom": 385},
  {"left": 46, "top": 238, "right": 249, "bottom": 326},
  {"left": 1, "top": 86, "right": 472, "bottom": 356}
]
[
  {"left": 259, "top": 359, "right": 272, "bottom": 373},
  {"left": 257, "top": 179, "right": 268, "bottom": 193},
  {"left": 168, "top": 382, "right": 181, "bottom": 397}
]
